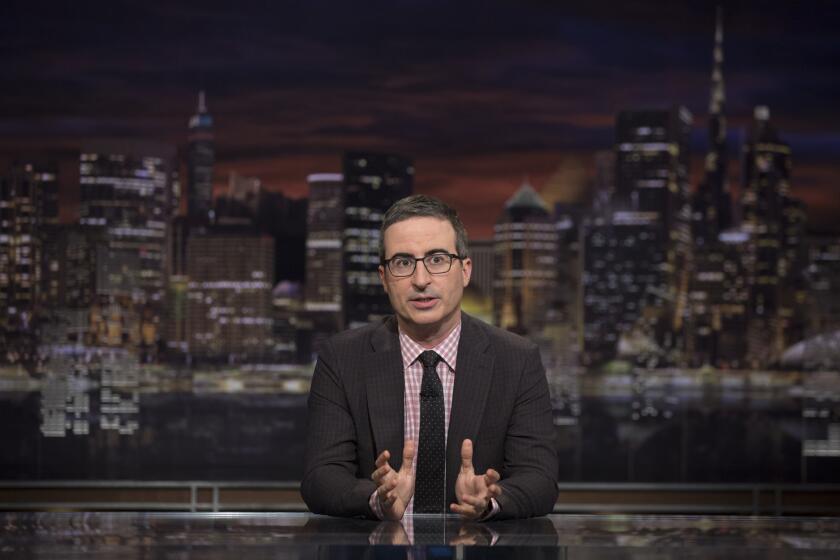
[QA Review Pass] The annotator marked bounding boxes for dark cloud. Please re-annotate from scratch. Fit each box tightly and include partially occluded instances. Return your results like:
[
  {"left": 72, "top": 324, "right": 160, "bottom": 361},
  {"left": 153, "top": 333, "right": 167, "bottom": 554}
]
[{"left": 2, "top": 0, "right": 839, "bottom": 234}]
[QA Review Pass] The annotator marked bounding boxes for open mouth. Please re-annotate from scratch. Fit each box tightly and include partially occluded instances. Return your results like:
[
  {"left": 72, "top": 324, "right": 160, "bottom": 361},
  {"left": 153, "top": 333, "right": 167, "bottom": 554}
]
[{"left": 410, "top": 296, "right": 439, "bottom": 308}]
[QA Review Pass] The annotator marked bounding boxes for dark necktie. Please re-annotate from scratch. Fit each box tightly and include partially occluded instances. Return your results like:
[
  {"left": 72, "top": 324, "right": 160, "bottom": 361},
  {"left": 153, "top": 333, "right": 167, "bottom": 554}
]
[{"left": 414, "top": 350, "right": 446, "bottom": 514}]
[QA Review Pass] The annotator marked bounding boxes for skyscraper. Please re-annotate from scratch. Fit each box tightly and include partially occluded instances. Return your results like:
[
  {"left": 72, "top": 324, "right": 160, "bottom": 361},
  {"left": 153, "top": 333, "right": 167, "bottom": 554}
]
[
  {"left": 40, "top": 226, "right": 98, "bottom": 310},
  {"left": 462, "top": 239, "right": 494, "bottom": 325},
  {"left": 610, "top": 107, "right": 693, "bottom": 364},
  {"left": 553, "top": 201, "right": 585, "bottom": 327},
  {"left": 581, "top": 210, "right": 664, "bottom": 365},
  {"left": 806, "top": 234, "right": 840, "bottom": 338},
  {"left": 0, "top": 164, "right": 43, "bottom": 355},
  {"left": 187, "top": 91, "right": 215, "bottom": 223},
  {"left": 186, "top": 234, "right": 274, "bottom": 361},
  {"left": 342, "top": 152, "right": 413, "bottom": 328},
  {"left": 688, "top": 229, "right": 750, "bottom": 368},
  {"left": 304, "top": 173, "right": 344, "bottom": 312},
  {"left": 304, "top": 173, "right": 344, "bottom": 350},
  {"left": 741, "top": 106, "right": 806, "bottom": 366},
  {"left": 78, "top": 142, "right": 175, "bottom": 357},
  {"left": 687, "top": 7, "right": 742, "bottom": 367},
  {"left": 615, "top": 107, "right": 692, "bottom": 234},
  {"left": 467, "top": 239, "right": 494, "bottom": 302},
  {"left": 693, "top": 5, "right": 732, "bottom": 246},
  {"left": 493, "top": 181, "right": 558, "bottom": 335},
  {"left": 225, "top": 171, "right": 262, "bottom": 217}
]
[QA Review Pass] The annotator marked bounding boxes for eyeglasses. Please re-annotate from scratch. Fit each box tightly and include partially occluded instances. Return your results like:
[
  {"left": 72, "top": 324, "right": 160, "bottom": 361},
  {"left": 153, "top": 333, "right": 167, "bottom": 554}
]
[{"left": 382, "top": 252, "right": 464, "bottom": 277}]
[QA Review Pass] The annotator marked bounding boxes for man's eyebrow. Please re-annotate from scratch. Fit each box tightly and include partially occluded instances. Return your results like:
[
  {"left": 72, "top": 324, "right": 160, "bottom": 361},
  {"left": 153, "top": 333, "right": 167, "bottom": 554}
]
[{"left": 388, "top": 249, "right": 452, "bottom": 259}]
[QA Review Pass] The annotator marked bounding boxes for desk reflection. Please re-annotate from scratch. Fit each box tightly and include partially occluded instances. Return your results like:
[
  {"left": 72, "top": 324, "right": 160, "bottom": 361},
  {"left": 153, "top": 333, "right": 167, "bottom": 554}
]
[
  {"left": 300, "top": 514, "right": 557, "bottom": 547},
  {"left": 1, "top": 512, "right": 838, "bottom": 559}
]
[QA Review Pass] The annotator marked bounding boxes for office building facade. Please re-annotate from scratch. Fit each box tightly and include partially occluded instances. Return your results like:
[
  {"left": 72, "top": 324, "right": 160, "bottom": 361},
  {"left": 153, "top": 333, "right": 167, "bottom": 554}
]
[
  {"left": 342, "top": 152, "right": 413, "bottom": 328},
  {"left": 186, "top": 234, "right": 274, "bottom": 361},
  {"left": 613, "top": 106, "right": 693, "bottom": 364},
  {"left": 741, "top": 107, "right": 807, "bottom": 366},
  {"left": 0, "top": 164, "right": 43, "bottom": 346},
  {"left": 78, "top": 142, "right": 174, "bottom": 357},
  {"left": 493, "top": 181, "right": 558, "bottom": 335}
]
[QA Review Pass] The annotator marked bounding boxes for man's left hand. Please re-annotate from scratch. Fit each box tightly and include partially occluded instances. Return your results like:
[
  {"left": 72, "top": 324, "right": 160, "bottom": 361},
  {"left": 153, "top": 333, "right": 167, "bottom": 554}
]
[{"left": 450, "top": 439, "right": 502, "bottom": 520}]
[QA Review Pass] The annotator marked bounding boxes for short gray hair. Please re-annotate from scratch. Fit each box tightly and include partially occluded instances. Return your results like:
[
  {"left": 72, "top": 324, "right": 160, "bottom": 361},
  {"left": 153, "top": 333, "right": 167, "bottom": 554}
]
[{"left": 379, "top": 195, "right": 469, "bottom": 262}]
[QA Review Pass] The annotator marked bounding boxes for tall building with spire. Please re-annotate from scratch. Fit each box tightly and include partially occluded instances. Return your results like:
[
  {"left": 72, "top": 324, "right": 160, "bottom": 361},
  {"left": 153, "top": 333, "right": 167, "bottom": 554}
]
[
  {"left": 693, "top": 5, "right": 732, "bottom": 245},
  {"left": 687, "top": 6, "right": 744, "bottom": 367},
  {"left": 187, "top": 91, "right": 215, "bottom": 223}
]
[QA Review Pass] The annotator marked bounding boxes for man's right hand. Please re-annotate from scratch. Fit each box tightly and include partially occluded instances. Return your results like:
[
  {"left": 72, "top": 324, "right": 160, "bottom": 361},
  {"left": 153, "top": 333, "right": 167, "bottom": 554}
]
[{"left": 371, "top": 440, "right": 415, "bottom": 520}]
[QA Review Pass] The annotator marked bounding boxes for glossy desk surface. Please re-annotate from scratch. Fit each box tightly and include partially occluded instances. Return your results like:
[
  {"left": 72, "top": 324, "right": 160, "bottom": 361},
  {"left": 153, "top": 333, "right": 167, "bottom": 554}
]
[{"left": 1, "top": 512, "right": 838, "bottom": 558}]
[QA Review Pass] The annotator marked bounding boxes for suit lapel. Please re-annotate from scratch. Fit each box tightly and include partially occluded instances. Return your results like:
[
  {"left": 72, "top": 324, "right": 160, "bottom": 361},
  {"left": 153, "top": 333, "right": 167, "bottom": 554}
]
[
  {"left": 365, "top": 317, "right": 406, "bottom": 469},
  {"left": 446, "top": 314, "right": 494, "bottom": 503}
]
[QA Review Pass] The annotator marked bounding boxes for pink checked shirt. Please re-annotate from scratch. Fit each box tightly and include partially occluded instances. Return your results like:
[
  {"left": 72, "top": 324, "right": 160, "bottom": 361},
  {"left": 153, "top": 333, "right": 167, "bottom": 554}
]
[
  {"left": 368, "top": 322, "right": 459, "bottom": 518},
  {"left": 398, "top": 322, "right": 461, "bottom": 516},
  {"left": 369, "top": 321, "right": 500, "bottom": 521}
]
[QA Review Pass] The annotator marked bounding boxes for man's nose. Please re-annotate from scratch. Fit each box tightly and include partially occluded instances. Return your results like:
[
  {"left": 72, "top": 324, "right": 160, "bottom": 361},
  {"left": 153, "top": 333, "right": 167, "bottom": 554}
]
[{"left": 411, "top": 260, "right": 432, "bottom": 287}]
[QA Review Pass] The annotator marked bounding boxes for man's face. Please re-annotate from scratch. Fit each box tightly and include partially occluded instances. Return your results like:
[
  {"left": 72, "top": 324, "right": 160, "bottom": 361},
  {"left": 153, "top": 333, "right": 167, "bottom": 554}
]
[{"left": 378, "top": 216, "right": 472, "bottom": 339}]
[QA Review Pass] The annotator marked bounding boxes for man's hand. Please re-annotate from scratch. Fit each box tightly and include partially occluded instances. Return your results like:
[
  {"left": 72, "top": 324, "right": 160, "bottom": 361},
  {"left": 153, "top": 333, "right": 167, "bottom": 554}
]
[
  {"left": 450, "top": 439, "right": 502, "bottom": 520},
  {"left": 371, "top": 440, "right": 415, "bottom": 520}
]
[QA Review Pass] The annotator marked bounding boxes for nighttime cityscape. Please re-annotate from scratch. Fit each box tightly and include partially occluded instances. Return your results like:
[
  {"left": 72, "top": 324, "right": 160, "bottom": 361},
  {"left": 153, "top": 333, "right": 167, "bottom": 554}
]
[{"left": 1, "top": 1, "right": 839, "bottom": 484}]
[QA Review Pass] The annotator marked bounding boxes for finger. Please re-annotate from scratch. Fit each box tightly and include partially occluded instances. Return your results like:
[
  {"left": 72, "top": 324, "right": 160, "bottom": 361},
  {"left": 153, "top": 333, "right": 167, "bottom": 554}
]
[
  {"left": 450, "top": 502, "right": 470, "bottom": 515},
  {"left": 377, "top": 486, "right": 392, "bottom": 505},
  {"left": 460, "top": 439, "right": 475, "bottom": 473},
  {"left": 377, "top": 477, "right": 396, "bottom": 497},
  {"left": 375, "top": 450, "right": 391, "bottom": 469},
  {"left": 399, "top": 440, "right": 415, "bottom": 474},
  {"left": 484, "top": 469, "right": 500, "bottom": 485},
  {"left": 487, "top": 483, "right": 502, "bottom": 499},
  {"left": 384, "top": 489, "right": 398, "bottom": 505},
  {"left": 384, "top": 476, "right": 398, "bottom": 492},
  {"left": 450, "top": 503, "right": 478, "bottom": 518},
  {"left": 458, "top": 494, "right": 485, "bottom": 509},
  {"left": 371, "top": 464, "right": 391, "bottom": 482}
]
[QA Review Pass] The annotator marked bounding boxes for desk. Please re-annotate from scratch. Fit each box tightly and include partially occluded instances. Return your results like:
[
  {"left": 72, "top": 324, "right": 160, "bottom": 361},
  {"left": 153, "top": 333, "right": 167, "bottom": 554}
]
[{"left": 1, "top": 512, "right": 838, "bottom": 558}]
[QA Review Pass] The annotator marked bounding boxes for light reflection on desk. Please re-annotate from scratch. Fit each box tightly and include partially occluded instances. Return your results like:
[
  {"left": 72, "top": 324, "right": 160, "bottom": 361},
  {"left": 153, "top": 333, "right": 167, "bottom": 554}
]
[{"left": 1, "top": 512, "right": 838, "bottom": 558}]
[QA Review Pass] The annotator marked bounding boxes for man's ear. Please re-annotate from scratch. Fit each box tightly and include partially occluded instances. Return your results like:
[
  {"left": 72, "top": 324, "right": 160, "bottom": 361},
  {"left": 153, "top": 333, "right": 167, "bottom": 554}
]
[
  {"left": 461, "top": 257, "right": 472, "bottom": 287},
  {"left": 378, "top": 265, "right": 389, "bottom": 293}
]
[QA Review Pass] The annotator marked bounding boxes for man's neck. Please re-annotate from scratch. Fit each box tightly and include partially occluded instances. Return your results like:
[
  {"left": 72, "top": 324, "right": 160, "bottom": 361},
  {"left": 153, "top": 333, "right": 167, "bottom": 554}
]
[{"left": 398, "top": 311, "right": 462, "bottom": 349}]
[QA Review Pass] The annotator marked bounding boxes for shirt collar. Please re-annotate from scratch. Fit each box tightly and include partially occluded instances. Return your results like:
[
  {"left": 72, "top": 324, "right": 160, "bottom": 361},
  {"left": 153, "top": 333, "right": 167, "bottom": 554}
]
[{"left": 398, "top": 321, "right": 461, "bottom": 372}]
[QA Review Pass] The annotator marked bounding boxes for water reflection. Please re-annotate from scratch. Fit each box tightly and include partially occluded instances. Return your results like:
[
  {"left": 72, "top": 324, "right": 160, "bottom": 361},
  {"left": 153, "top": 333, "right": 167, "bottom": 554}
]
[{"left": 1, "top": 357, "right": 839, "bottom": 483}]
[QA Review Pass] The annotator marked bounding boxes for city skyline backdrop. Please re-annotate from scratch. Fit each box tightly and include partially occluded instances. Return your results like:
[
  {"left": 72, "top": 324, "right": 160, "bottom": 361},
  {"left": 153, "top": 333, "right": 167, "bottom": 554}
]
[
  {"left": 4, "top": 1, "right": 840, "bottom": 486},
  {"left": 3, "top": 0, "right": 840, "bottom": 238}
]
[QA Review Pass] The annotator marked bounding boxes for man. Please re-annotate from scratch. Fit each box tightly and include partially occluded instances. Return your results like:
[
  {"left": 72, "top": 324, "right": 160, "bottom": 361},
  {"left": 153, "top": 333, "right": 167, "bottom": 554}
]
[{"left": 302, "top": 195, "right": 558, "bottom": 520}]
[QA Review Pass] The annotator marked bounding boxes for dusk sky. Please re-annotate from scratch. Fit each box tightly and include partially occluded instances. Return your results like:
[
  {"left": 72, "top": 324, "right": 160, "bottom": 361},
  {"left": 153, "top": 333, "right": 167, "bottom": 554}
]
[{"left": 3, "top": 0, "right": 839, "bottom": 238}]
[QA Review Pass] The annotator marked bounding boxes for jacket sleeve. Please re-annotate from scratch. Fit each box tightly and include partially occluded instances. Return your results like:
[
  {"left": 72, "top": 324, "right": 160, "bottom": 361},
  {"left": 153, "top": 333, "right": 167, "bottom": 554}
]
[
  {"left": 495, "top": 346, "right": 559, "bottom": 519},
  {"left": 301, "top": 340, "right": 377, "bottom": 518}
]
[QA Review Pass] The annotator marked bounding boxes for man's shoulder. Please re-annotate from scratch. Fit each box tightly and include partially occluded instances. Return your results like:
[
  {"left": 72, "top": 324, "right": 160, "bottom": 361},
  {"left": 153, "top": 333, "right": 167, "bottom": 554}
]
[
  {"left": 462, "top": 313, "right": 538, "bottom": 354},
  {"left": 324, "top": 316, "right": 395, "bottom": 353}
]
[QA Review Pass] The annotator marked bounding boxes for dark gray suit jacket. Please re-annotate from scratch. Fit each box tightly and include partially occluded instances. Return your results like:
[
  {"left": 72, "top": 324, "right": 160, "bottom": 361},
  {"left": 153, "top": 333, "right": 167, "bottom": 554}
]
[{"left": 301, "top": 312, "right": 559, "bottom": 520}]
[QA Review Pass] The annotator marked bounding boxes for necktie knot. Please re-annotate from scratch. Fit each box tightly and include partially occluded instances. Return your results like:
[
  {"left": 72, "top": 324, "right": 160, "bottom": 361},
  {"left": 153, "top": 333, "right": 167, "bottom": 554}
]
[{"left": 418, "top": 350, "right": 442, "bottom": 370}]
